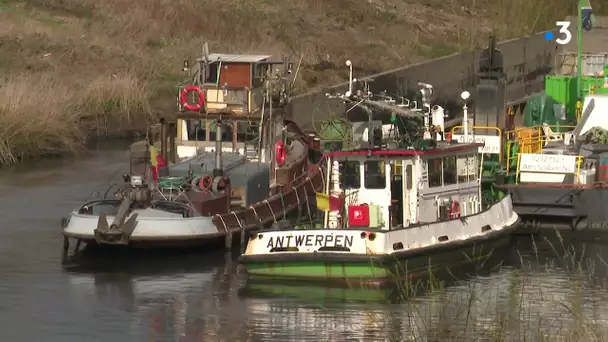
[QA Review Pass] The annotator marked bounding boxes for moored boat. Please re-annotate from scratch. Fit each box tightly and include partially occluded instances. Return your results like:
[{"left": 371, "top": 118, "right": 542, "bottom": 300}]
[
  {"left": 495, "top": 94, "right": 608, "bottom": 231},
  {"left": 450, "top": 64, "right": 608, "bottom": 231},
  {"left": 61, "top": 46, "right": 324, "bottom": 258},
  {"left": 445, "top": 16, "right": 608, "bottom": 232},
  {"left": 238, "top": 77, "right": 520, "bottom": 284}
]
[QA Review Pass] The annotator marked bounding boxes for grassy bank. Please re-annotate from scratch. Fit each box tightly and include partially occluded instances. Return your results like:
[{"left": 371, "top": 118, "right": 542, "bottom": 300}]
[{"left": 1, "top": 0, "right": 605, "bottom": 165}]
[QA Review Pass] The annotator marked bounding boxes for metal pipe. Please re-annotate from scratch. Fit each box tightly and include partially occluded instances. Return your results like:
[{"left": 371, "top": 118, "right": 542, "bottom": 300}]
[
  {"left": 463, "top": 103, "right": 469, "bottom": 140},
  {"left": 168, "top": 122, "right": 176, "bottom": 163},
  {"left": 160, "top": 119, "right": 167, "bottom": 167},
  {"left": 214, "top": 121, "right": 223, "bottom": 177},
  {"left": 576, "top": 0, "right": 583, "bottom": 100},
  {"left": 364, "top": 100, "right": 422, "bottom": 118},
  {"left": 269, "top": 79, "right": 274, "bottom": 176}
]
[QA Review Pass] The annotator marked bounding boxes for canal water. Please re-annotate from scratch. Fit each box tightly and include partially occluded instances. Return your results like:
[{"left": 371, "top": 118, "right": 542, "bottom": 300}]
[{"left": 1, "top": 146, "right": 608, "bottom": 341}]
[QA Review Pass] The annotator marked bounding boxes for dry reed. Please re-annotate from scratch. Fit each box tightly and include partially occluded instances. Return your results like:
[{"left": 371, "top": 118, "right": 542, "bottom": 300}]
[{"left": 0, "top": 0, "right": 605, "bottom": 165}]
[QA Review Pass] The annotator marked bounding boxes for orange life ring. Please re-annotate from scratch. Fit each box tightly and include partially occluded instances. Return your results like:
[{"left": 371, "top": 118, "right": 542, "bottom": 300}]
[
  {"left": 275, "top": 141, "right": 286, "bottom": 166},
  {"left": 449, "top": 201, "right": 461, "bottom": 219},
  {"left": 199, "top": 175, "right": 213, "bottom": 192},
  {"left": 180, "top": 85, "right": 205, "bottom": 112}
]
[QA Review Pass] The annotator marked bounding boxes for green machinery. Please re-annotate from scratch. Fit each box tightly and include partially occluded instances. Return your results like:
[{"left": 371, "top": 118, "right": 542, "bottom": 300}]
[{"left": 525, "top": 63, "right": 608, "bottom": 128}]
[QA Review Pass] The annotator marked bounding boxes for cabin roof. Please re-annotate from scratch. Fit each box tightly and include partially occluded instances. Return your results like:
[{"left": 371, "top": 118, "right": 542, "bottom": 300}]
[
  {"left": 200, "top": 54, "right": 272, "bottom": 63},
  {"left": 324, "top": 142, "right": 484, "bottom": 158}
]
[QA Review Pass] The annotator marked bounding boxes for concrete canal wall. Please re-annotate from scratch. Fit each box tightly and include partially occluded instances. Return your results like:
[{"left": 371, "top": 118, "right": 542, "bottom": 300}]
[{"left": 287, "top": 30, "right": 559, "bottom": 133}]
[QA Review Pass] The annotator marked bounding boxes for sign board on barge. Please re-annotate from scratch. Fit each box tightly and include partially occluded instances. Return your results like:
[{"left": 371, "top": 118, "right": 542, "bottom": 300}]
[
  {"left": 518, "top": 153, "right": 578, "bottom": 183},
  {"left": 519, "top": 154, "right": 577, "bottom": 173},
  {"left": 451, "top": 134, "right": 501, "bottom": 154}
]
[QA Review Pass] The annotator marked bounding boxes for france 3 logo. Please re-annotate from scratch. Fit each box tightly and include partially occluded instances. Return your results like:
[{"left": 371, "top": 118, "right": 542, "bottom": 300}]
[{"left": 544, "top": 21, "right": 572, "bottom": 45}]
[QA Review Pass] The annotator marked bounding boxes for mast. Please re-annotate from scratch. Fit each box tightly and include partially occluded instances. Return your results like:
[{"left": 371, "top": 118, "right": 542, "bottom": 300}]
[
  {"left": 213, "top": 120, "right": 223, "bottom": 177},
  {"left": 577, "top": 0, "right": 583, "bottom": 100}
]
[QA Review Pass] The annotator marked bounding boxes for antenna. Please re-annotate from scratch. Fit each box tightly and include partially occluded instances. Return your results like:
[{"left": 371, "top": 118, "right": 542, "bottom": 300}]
[
  {"left": 345, "top": 60, "right": 353, "bottom": 97},
  {"left": 202, "top": 41, "right": 209, "bottom": 64}
]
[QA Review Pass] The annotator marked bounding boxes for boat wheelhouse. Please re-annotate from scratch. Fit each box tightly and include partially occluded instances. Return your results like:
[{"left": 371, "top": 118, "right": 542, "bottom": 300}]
[
  {"left": 323, "top": 144, "right": 484, "bottom": 229},
  {"left": 175, "top": 44, "right": 292, "bottom": 161}
]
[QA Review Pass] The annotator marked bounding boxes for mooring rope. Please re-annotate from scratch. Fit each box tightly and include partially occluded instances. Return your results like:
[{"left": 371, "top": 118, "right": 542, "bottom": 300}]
[
  {"left": 89, "top": 154, "right": 132, "bottom": 200},
  {"left": 264, "top": 199, "right": 277, "bottom": 223},
  {"left": 303, "top": 179, "right": 314, "bottom": 227},
  {"left": 250, "top": 206, "right": 263, "bottom": 225},
  {"left": 279, "top": 193, "right": 287, "bottom": 220},
  {"left": 216, "top": 214, "right": 229, "bottom": 234},
  {"left": 232, "top": 212, "right": 244, "bottom": 232}
]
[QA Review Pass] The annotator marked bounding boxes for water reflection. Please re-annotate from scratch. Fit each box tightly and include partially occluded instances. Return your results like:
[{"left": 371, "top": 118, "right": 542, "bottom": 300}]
[
  {"left": 8, "top": 230, "right": 608, "bottom": 341},
  {"left": 63, "top": 250, "right": 245, "bottom": 341}
]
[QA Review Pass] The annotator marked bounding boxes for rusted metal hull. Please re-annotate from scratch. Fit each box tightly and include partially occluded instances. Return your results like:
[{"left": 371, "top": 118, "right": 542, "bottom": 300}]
[
  {"left": 212, "top": 163, "right": 324, "bottom": 234},
  {"left": 211, "top": 119, "right": 325, "bottom": 235}
]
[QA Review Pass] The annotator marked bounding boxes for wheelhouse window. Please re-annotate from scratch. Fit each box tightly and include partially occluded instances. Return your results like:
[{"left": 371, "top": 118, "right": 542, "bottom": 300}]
[
  {"left": 339, "top": 161, "right": 360, "bottom": 189},
  {"left": 457, "top": 153, "right": 479, "bottom": 182},
  {"left": 428, "top": 158, "right": 442, "bottom": 187},
  {"left": 209, "top": 121, "right": 234, "bottom": 142},
  {"left": 185, "top": 119, "right": 206, "bottom": 141},
  {"left": 405, "top": 164, "right": 413, "bottom": 190},
  {"left": 184, "top": 119, "right": 244, "bottom": 143},
  {"left": 443, "top": 156, "right": 457, "bottom": 185},
  {"left": 236, "top": 121, "right": 259, "bottom": 143},
  {"left": 204, "top": 62, "right": 220, "bottom": 85},
  {"left": 364, "top": 160, "right": 386, "bottom": 189},
  {"left": 252, "top": 63, "right": 266, "bottom": 88}
]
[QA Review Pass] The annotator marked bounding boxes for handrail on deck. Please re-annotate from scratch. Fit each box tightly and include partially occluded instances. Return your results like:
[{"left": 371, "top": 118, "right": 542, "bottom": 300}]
[
  {"left": 504, "top": 124, "right": 576, "bottom": 173},
  {"left": 449, "top": 124, "right": 581, "bottom": 174},
  {"left": 450, "top": 125, "right": 502, "bottom": 162}
]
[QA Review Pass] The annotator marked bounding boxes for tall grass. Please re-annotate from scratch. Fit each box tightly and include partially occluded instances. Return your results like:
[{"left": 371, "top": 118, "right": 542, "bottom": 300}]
[
  {"left": 361, "top": 231, "right": 608, "bottom": 341},
  {"left": 1, "top": 0, "right": 605, "bottom": 165},
  {"left": 0, "top": 72, "right": 151, "bottom": 165}
]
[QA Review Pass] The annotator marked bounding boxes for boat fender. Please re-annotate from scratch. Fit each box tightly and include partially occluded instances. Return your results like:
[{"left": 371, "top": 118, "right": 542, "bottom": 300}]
[
  {"left": 61, "top": 215, "right": 70, "bottom": 228},
  {"left": 275, "top": 141, "right": 286, "bottom": 167},
  {"left": 179, "top": 84, "right": 205, "bottom": 112},
  {"left": 199, "top": 175, "right": 213, "bottom": 192},
  {"left": 211, "top": 176, "right": 228, "bottom": 192},
  {"left": 448, "top": 201, "right": 461, "bottom": 219},
  {"left": 190, "top": 176, "right": 208, "bottom": 192}
]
